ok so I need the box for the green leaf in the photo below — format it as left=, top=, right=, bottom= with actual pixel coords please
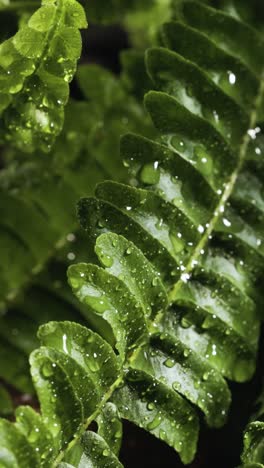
left=15, top=406, right=54, bottom=467
left=96, top=403, right=122, bottom=456
left=113, top=369, right=199, bottom=464
left=0, top=322, right=123, bottom=466
left=242, top=422, right=264, bottom=467
left=131, top=333, right=230, bottom=427
left=94, top=232, right=168, bottom=320
left=38, top=321, right=120, bottom=394
left=58, top=431, right=124, bottom=468
left=0, top=0, right=87, bottom=152
left=0, top=419, right=39, bottom=467
left=68, top=261, right=148, bottom=358
left=77, top=431, right=123, bottom=468
left=173, top=1, right=264, bottom=71
left=162, top=21, right=260, bottom=114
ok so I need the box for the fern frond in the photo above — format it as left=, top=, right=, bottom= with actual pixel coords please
left=0, top=1, right=263, bottom=466
left=72, top=0, right=264, bottom=460
left=0, top=0, right=87, bottom=152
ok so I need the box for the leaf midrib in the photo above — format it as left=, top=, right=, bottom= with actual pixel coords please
left=168, top=71, right=264, bottom=303
left=31, top=0, right=64, bottom=74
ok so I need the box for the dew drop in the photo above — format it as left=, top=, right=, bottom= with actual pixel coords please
left=140, top=162, right=160, bottom=185
left=147, top=413, right=162, bottom=430
left=152, top=277, right=159, bottom=287
left=228, top=71, right=236, bottom=85
left=164, top=358, right=175, bottom=368
left=147, top=402, right=155, bottom=411
left=41, top=361, right=54, bottom=378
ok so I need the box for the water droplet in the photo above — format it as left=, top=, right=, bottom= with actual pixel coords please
left=101, top=254, right=114, bottom=267
left=147, top=402, right=155, bottom=411
left=62, top=334, right=68, bottom=354
left=164, top=358, right=175, bottom=368
left=159, top=429, right=166, bottom=441
left=41, top=361, right=54, bottom=378
left=181, top=272, right=191, bottom=283
left=67, top=233, right=76, bottom=242
left=140, top=162, right=160, bottom=185
left=115, top=428, right=122, bottom=439
left=247, top=127, right=261, bottom=140
left=147, top=413, right=162, bottom=430
left=227, top=71, right=236, bottom=85
left=212, top=344, right=217, bottom=356
left=181, top=317, right=192, bottom=329
left=9, top=83, right=23, bottom=94
left=28, top=428, right=39, bottom=443
left=222, top=218, right=231, bottom=227
left=169, top=231, right=185, bottom=254
left=152, top=277, right=159, bottom=287
left=194, top=146, right=213, bottom=176
left=67, top=252, right=75, bottom=261
left=170, top=136, right=186, bottom=153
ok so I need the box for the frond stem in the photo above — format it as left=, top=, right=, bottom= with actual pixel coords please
left=168, top=71, right=264, bottom=303
left=52, top=375, right=124, bottom=467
